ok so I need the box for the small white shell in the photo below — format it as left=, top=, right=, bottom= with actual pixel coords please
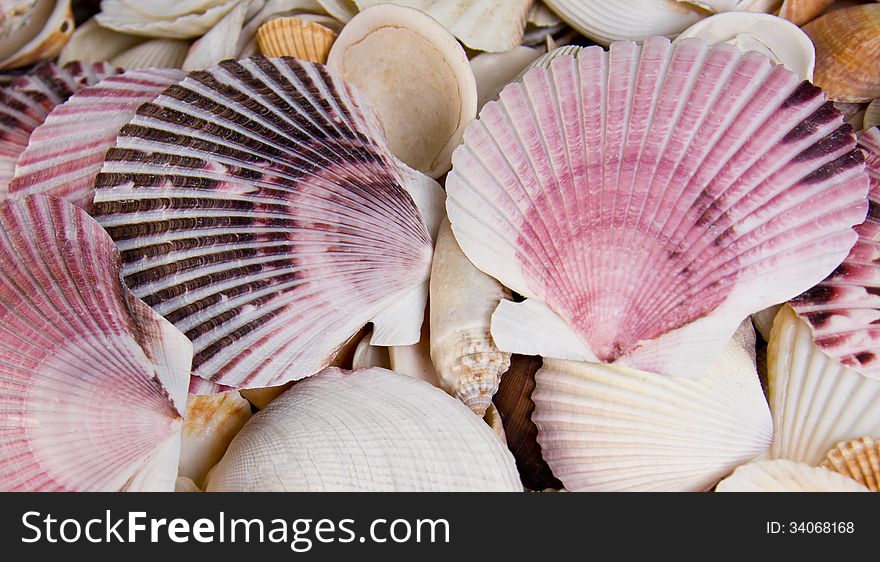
left=716, top=459, right=870, bottom=492
left=95, top=0, right=241, bottom=39
left=205, top=367, right=522, bottom=491
left=674, top=12, right=815, bottom=80
left=767, top=305, right=880, bottom=465
left=178, top=392, right=252, bottom=488
left=0, top=0, right=73, bottom=70
left=57, top=17, right=143, bottom=65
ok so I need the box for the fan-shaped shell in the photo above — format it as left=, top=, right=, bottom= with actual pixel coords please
left=0, top=196, right=192, bottom=491
left=767, top=305, right=880, bottom=465
left=789, top=127, right=880, bottom=378
left=0, top=0, right=73, bottom=70
left=204, top=367, right=522, bottom=491
left=0, top=61, right=121, bottom=190
left=111, top=39, right=190, bottom=69
left=716, top=459, right=870, bottom=491
left=5, top=68, right=183, bottom=210
left=802, top=3, right=880, bottom=103
left=532, top=321, right=772, bottom=491
left=91, top=56, right=443, bottom=390
left=446, top=37, right=869, bottom=379
left=256, top=16, right=337, bottom=63
left=820, top=437, right=880, bottom=492
left=354, top=0, right=533, bottom=53
left=327, top=3, right=477, bottom=179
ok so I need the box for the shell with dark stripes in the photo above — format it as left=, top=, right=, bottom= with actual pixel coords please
left=0, top=61, right=122, bottom=190
left=790, top=127, right=880, bottom=379
left=92, top=56, right=435, bottom=389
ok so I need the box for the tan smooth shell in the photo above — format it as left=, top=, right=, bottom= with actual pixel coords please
left=820, top=437, right=880, bottom=492
left=778, top=0, right=834, bottom=26
left=327, top=3, right=477, bottom=179
left=256, top=17, right=337, bottom=63
left=803, top=4, right=880, bottom=102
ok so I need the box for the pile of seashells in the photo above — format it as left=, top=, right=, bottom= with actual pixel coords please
left=0, top=0, right=878, bottom=493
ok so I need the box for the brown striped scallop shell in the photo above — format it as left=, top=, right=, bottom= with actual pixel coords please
left=91, top=56, right=443, bottom=390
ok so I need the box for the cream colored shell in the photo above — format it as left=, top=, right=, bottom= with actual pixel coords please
left=716, top=459, right=870, bottom=492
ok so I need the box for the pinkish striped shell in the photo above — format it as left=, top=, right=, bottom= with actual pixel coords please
left=446, top=37, right=870, bottom=379
left=789, top=127, right=880, bottom=379
left=0, top=195, right=192, bottom=491
left=5, top=68, right=183, bottom=211
left=92, top=56, right=444, bottom=390
left=0, top=61, right=121, bottom=190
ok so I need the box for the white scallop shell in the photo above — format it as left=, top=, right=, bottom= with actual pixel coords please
left=111, top=38, right=190, bottom=69
left=716, top=459, right=870, bottom=491
left=532, top=321, right=772, bottom=491
left=95, top=0, right=241, bottom=39
left=767, top=305, right=880, bottom=465
left=205, top=367, right=523, bottom=491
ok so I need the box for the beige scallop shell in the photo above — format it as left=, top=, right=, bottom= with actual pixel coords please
left=256, top=16, right=337, bottom=63
left=716, top=459, right=870, bottom=492
left=820, top=437, right=880, bottom=492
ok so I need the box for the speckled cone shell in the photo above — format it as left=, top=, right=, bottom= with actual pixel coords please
left=532, top=321, right=772, bottom=491
left=716, top=459, right=870, bottom=491
left=0, top=196, right=192, bottom=491
left=447, top=37, right=869, bottom=379
left=820, top=437, right=880, bottom=492
left=802, top=4, right=880, bottom=103
left=430, top=219, right=511, bottom=416
left=256, top=17, right=337, bottom=63
left=790, top=127, right=880, bottom=379
left=92, top=56, right=444, bottom=390
left=205, top=367, right=523, bottom=491
left=0, top=61, right=121, bottom=191
left=767, top=305, right=880, bottom=465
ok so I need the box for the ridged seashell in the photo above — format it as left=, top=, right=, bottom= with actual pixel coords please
left=789, top=128, right=880, bottom=378
left=111, top=39, right=190, bottom=69
left=716, top=459, right=870, bottom=491
left=483, top=402, right=506, bottom=444
left=430, top=219, right=511, bottom=416
left=0, top=196, right=192, bottom=491
left=256, top=17, right=337, bottom=63
left=57, top=17, right=143, bottom=65
left=532, top=321, right=772, bottom=492
left=470, top=46, right=543, bottom=111
left=522, top=44, right=581, bottom=74
left=354, top=0, right=533, bottom=53
left=767, top=305, right=880, bottom=465
left=0, top=0, right=73, bottom=70
left=0, top=61, right=121, bottom=190
left=5, top=69, right=182, bottom=210
left=675, top=13, right=815, bottom=80
left=863, top=99, right=880, bottom=132
left=178, top=392, right=252, bottom=488
left=91, top=56, right=444, bottom=389
left=803, top=4, right=880, bottom=103
left=327, top=3, right=477, bottom=179
left=205, top=367, right=522, bottom=491
left=778, top=0, right=834, bottom=26
left=820, top=437, right=880, bottom=492
left=446, top=37, right=870, bottom=379
left=494, top=354, right=563, bottom=491
left=542, top=0, right=705, bottom=46
left=95, top=0, right=241, bottom=39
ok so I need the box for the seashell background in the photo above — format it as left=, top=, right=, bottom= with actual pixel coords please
left=1, top=0, right=879, bottom=493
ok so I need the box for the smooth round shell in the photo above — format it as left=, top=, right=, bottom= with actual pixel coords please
left=327, top=3, right=477, bottom=179
left=205, top=367, right=522, bottom=491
